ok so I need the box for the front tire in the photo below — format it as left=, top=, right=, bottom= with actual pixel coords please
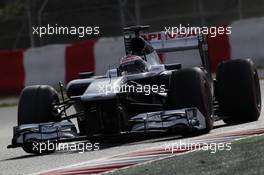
left=18, top=85, right=60, bottom=154
left=168, top=68, right=213, bottom=133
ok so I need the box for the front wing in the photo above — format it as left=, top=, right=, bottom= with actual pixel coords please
left=8, top=108, right=206, bottom=149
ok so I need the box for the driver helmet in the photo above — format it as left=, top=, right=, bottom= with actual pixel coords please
left=119, top=55, right=149, bottom=75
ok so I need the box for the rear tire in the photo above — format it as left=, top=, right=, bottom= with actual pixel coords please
left=216, top=59, right=261, bottom=124
left=168, top=68, right=213, bottom=134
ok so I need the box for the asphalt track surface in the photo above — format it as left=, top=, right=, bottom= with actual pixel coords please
left=1, top=81, right=264, bottom=175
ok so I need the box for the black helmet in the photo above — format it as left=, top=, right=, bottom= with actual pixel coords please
left=119, top=55, right=149, bottom=75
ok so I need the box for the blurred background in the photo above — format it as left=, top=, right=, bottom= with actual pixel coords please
left=0, top=0, right=263, bottom=97
left=0, top=0, right=264, bottom=50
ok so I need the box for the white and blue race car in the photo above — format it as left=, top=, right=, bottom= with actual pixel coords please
left=8, top=26, right=261, bottom=154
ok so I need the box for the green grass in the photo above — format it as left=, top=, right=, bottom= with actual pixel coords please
left=108, top=135, right=264, bottom=175
left=0, top=102, right=17, bottom=108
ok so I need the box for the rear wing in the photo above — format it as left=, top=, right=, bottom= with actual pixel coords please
left=123, top=26, right=211, bottom=74
left=123, top=26, right=203, bottom=53
left=141, top=32, right=199, bottom=53
left=142, top=31, right=211, bottom=73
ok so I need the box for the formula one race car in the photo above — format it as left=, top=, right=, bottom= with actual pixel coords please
left=8, top=25, right=261, bottom=154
